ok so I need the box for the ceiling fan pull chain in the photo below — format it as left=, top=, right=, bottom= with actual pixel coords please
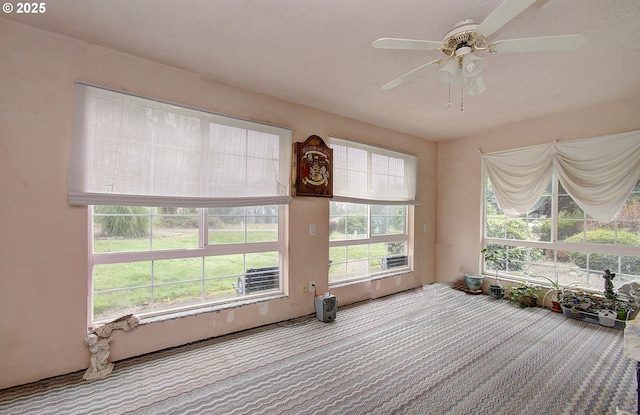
left=460, top=70, right=465, bottom=111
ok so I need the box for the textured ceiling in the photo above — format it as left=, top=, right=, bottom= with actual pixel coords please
left=4, top=0, right=640, bottom=141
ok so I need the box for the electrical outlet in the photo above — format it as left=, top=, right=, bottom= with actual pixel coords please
left=309, top=281, right=316, bottom=292
left=301, top=282, right=307, bottom=293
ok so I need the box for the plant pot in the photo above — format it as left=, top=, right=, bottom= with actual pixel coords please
left=489, top=285, right=505, bottom=299
left=551, top=300, right=563, bottom=313
left=464, top=274, right=484, bottom=291
left=520, top=294, right=538, bottom=307
left=617, top=310, right=628, bottom=321
left=570, top=306, right=586, bottom=319
left=598, top=309, right=616, bottom=327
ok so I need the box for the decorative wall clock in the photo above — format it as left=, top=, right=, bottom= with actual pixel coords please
left=293, top=135, right=333, bottom=197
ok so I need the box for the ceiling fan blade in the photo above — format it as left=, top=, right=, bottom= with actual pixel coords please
left=373, top=38, right=443, bottom=51
left=476, top=0, right=537, bottom=38
left=381, top=59, right=441, bottom=90
left=489, top=34, right=588, bottom=53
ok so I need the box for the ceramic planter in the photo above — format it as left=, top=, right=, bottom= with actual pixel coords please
left=464, top=274, right=484, bottom=291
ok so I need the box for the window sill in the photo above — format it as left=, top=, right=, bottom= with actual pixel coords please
left=107, top=293, right=288, bottom=326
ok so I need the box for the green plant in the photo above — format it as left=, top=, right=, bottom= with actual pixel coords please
left=507, top=281, right=542, bottom=307
left=539, top=276, right=562, bottom=302
left=559, top=287, right=638, bottom=319
left=95, top=206, right=150, bottom=238
left=481, top=245, right=502, bottom=286
left=565, top=229, right=640, bottom=273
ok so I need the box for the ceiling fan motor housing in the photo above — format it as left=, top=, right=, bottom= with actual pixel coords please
left=441, top=19, right=484, bottom=56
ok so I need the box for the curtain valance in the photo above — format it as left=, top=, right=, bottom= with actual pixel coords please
left=481, top=130, right=640, bottom=221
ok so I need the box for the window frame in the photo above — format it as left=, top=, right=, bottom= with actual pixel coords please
left=90, top=205, right=286, bottom=323
left=482, top=171, right=640, bottom=289
left=328, top=201, right=411, bottom=285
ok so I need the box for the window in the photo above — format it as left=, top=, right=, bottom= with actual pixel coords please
left=329, top=202, right=408, bottom=283
left=328, top=137, right=417, bottom=284
left=70, top=84, right=291, bottom=322
left=482, top=132, right=640, bottom=291
left=92, top=206, right=283, bottom=322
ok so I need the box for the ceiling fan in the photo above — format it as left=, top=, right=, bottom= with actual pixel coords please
left=373, top=0, right=588, bottom=101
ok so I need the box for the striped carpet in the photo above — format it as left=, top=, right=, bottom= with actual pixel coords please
left=1, top=283, right=637, bottom=414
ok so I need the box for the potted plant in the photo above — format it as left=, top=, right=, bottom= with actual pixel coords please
left=540, top=276, right=563, bottom=313
left=559, top=285, right=639, bottom=327
left=481, top=245, right=504, bottom=299
left=507, top=281, right=541, bottom=307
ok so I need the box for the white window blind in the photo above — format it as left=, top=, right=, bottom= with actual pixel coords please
left=481, top=130, right=640, bottom=221
left=329, top=137, right=418, bottom=205
left=69, top=84, right=292, bottom=207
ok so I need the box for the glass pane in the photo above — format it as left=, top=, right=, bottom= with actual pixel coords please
left=387, top=241, right=406, bottom=256
left=587, top=253, right=618, bottom=273
left=621, top=256, right=640, bottom=276
left=94, top=262, right=152, bottom=291
left=247, top=217, right=278, bottom=243
left=93, top=206, right=152, bottom=253
left=330, top=202, right=368, bottom=240
left=245, top=251, right=279, bottom=269
left=369, top=242, right=387, bottom=263
left=532, top=218, right=551, bottom=242
left=151, top=207, right=199, bottom=250
left=371, top=216, right=389, bottom=236
left=93, top=261, right=153, bottom=321
left=208, top=207, right=245, bottom=244
left=347, top=244, right=369, bottom=261
left=204, top=276, right=240, bottom=302
left=328, top=261, right=347, bottom=283
left=346, top=259, right=369, bottom=280
left=94, top=287, right=152, bottom=322
left=505, top=218, right=528, bottom=240
left=154, top=258, right=203, bottom=285
left=207, top=206, right=278, bottom=244
left=486, top=215, right=507, bottom=238
left=528, top=250, right=556, bottom=281
left=617, top=223, right=640, bottom=246
left=204, top=254, right=244, bottom=278
left=559, top=219, right=584, bottom=242
left=154, top=281, right=203, bottom=307
left=329, top=246, right=347, bottom=263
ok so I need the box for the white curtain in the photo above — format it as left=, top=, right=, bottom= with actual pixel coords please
left=329, top=137, right=419, bottom=205
left=482, top=130, right=640, bottom=221
left=69, top=84, right=292, bottom=207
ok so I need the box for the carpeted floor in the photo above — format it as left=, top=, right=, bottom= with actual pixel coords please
left=1, top=283, right=637, bottom=414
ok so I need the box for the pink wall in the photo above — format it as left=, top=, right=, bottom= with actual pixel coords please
left=0, top=20, right=437, bottom=389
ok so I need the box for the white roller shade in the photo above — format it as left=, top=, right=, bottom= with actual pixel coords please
left=69, top=84, right=292, bottom=207
left=329, top=137, right=419, bottom=205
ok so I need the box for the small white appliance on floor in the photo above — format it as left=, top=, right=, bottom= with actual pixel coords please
left=315, top=293, right=337, bottom=322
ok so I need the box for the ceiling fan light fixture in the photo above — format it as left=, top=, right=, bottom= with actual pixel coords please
left=439, top=59, right=460, bottom=84
left=466, top=73, right=486, bottom=95
left=461, top=54, right=484, bottom=78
